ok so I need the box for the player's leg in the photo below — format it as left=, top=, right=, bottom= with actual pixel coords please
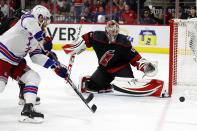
left=18, top=69, right=44, bottom=123
left=0, top=59, right=12, bottom=93
left=79, top=67, right=114, bottom=93
left=115, top=65, right=134, bottom=78
left=18, top=80, right=41, bottom=105
left=12, top=59, right=40, bottom=105
left=11, top=62, right=44, bottom=123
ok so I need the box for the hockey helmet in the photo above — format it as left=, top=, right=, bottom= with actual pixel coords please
left=105, top=20, right=119, bottom=43
left=31, top=5, right=51, bottom=26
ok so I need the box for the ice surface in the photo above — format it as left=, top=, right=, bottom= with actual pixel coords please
left=0, top=51, right=197, bottom=131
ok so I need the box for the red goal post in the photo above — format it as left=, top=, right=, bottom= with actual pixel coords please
left=169, top=18, right=197, bottom=97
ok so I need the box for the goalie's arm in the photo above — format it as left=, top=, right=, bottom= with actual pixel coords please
left=122, top=46, right=158, bottom=77
left=63, top=32, right=93, bottom=56
left=63, top=32, right=93, bottom=55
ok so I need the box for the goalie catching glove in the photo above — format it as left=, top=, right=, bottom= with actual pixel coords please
left=134, top=58, right=158, bottom=77
left=63, top=36, right=86, bottom=56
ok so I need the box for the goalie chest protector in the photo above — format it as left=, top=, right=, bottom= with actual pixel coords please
left=83, top=31, right=141, bottom=73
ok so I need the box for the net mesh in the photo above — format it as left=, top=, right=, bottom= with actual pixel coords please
left=173, top=19, right=197, bottom=86
left=170, top=18, right=197, bottom=98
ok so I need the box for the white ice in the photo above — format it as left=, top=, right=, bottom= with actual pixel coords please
left=0, top=51, right=197, bottom=131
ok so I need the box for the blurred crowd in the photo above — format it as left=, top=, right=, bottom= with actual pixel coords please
left=0, top=0, right=197, bottom=25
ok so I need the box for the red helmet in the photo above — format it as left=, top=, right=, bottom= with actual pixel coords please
left=105, top=20, right=119, bottom=43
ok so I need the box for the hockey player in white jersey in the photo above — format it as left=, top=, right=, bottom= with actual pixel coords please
left=0, top=5, right=68, bottom=123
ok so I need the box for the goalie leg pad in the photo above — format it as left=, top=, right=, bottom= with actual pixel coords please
left=112, top=77, right=166, bottom=97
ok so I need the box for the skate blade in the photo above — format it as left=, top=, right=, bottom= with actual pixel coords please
left=19, top=116, right=44, bottom=123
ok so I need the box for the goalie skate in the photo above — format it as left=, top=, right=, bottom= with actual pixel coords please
left=79, top=76, right=113, bottom=93
left=19, top=103, right=44, bottom=123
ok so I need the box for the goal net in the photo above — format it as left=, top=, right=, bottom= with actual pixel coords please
left=169, top=18, right=197, bottom=98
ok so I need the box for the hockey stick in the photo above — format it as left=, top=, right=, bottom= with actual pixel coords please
left=49, top=51, right=97, bottom=113
left=65, top=77, right=97, bottom=113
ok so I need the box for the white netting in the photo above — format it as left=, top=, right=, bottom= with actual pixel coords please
left=170, top=18, right=197, bottom=99
left=173, top=18, right=197, bottom=86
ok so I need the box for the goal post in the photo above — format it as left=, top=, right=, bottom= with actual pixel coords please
left=169, top=18, right=197, bottom=98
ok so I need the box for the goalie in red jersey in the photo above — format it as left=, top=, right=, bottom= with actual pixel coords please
left=63, top=20, right=167, bottom=97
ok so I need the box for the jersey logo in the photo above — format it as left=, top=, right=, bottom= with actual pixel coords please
left=131, top=47, right=136, bottom=53
left=100, top=50, right=115, bottom=66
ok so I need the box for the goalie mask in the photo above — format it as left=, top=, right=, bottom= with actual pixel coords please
left=105, top=20, right=119, bottom=43
left=31, top=5, right=51, bottom=27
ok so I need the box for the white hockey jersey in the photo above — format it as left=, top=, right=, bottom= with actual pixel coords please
left=0, top=13, right=53, bottom=68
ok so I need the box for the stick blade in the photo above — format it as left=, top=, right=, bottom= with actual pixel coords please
left=91, top=104, right=97, bottom=113
left=86, top=93, right=94, bottom=103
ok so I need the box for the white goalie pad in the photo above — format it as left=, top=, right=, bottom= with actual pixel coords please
left=111, top=77, right=167, bottom=97
left=62, top=37, right=86, bottom=56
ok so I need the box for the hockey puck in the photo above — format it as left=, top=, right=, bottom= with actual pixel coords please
left=179, top=96, right=185, bottom=102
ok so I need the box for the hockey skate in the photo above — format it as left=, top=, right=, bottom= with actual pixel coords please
left=79, top=76, right=113, bottom=93
left=19, top=103, right=44, bottom=123
left=18, top=81, right=40, bottom=105
left=18, top=96, right=41, bottom=105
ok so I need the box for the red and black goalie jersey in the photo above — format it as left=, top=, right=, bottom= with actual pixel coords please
left=82, top=31, right=142, bottom=74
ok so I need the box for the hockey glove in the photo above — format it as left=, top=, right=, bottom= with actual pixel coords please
left=43, top=36, right=53, bottom=51
left=134, top=58, right=158, bottom=77
left=62, top=37, right=86, bottom=56
left=51, top=63, right=68, bottom=78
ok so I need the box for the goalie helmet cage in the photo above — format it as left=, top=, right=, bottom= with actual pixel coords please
left=169, top=18, right=197, bottom=97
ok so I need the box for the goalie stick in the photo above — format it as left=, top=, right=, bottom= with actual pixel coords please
left=67, top=24, right=82, bottom=76
left=49, top=51, right=97, bottom=113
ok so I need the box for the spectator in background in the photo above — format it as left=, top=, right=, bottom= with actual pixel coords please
left=73, top=0, right=84, bottom=18
left=148, top=7, right=164, bottom=25
left=188, top=6, right=197, bottom=19
left=120, top=4, right=137, bottom=24
left=89, top=0, right=100, bottom=14
left=98, top=0, right=107, bottom=9
left=80, top=6, right=94, bottom=23
left=112, top=7, right=121, bottom=22
left=139, top=9, right=154, bottom=24
left=105, top=0, right=120, bottom=15
left=154, top=13, right=164, bottom=25
left=94, top=6, right=107, bottom=23
left=84, top=0, right=92, bottom=7
left=65, top=6, right=77, bottom=23
left=50, top=1, right=61, bottom=14
left=60, top=2, right=71, bottom=15
left=41, top=0, right=50, bottom=9
left=119, top=0, right=125, bottom=14
left=0, top=0, right=9, bottom=18
left=9, top=0, right=21, bottom=11
left=57, top=0, right=65, bottom=8
left=178, top=5, right=188, bottom=19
